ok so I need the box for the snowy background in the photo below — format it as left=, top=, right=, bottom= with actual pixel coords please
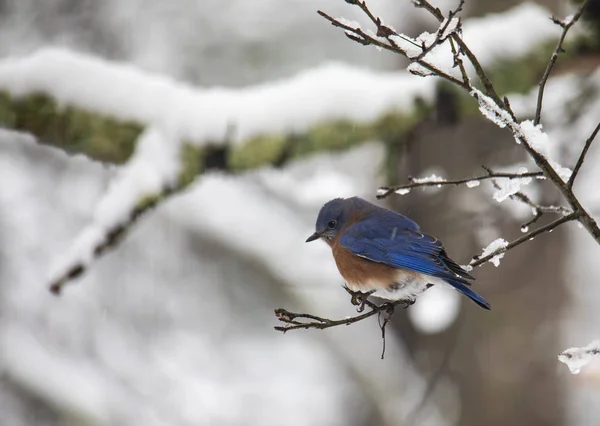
left=1, top=0, right=600, bottom=425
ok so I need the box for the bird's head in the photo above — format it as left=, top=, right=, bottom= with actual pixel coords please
left=306, top=197, right=355, bottom=243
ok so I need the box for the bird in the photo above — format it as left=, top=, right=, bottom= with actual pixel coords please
left=306, top=197, right=491, bottom=310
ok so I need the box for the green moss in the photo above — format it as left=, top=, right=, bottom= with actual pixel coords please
left=229, top=133, right=288, bottom=171
left=179, top=143, right=205, bottom=187
left=0, top=90, right=143, bottom=164
left=227, top=107, right=425, bottom=172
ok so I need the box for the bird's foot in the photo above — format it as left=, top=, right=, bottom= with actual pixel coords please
left=343, top=286, right=376, bottom=312
left=400, top=298, right=415, bottom=309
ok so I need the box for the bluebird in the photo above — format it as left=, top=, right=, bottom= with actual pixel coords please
left=306, top=197, right=490, bottom=310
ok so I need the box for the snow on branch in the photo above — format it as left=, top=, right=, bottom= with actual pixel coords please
left=559, top=340, right=600, bottom=374
left=377, top=169, right=543, bottom=198
left=48, top=126, right=182, bottom=294
left=476, top=238, right=508, bottom=267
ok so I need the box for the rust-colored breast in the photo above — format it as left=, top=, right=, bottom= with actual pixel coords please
left=331, top=239, right=398, bottom=289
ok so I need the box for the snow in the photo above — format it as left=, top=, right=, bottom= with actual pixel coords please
left=394, top=3, right=559, bottom=79
left=492, top=167, right=533, bottom=202
left=478, top=238, right=509, bottom=267
left=334, top=17, right=361, bottom=29
left=471, top=88, right=513, bottom=129
left=411, top=173, right=446, bottom=184
left=558, top=341, right=600, bottom=374
left=519, top=120, right=573, bottom=182
left=466, top=180, right=480, bottom=188
left=407, top=62, right=434, bottom=77
left=396, top=188, right=411, bottom=195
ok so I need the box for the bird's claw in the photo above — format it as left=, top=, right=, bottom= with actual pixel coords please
left=349, top=289, right=376, bottom=312
left=401, top=298, right=415, bottom=309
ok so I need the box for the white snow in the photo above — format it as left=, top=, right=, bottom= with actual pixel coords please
left=558, top=340, right=600, bottom=374
left=519, top=120, right=573, bottom=182
left=478, top=238, right=509, bottom=267
left=492, top=167, right=533, bottom=202
left=334, top=17, right=361, bottom=29
left=407, top=62, right=434, bottom=77
left=466, top=180, right=480, bottom=188
left=411, top=174, right=446, bottom=184
left=471, top=88, right=513, bottom=129
left=394, top=3, right=559, bottom=79
left=396, top=188, right=411, bottom=195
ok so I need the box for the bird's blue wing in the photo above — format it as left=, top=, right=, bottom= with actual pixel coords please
left=339, top=213, right=473, bottom=283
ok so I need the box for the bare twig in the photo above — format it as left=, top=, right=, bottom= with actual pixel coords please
left=470, top=212, right=580, bottom=267
left=377, top=170, right=543, bottom=199
left=568, top=121, right=600, bottom=189
left=449, top=36, right=469, bottom=85
left=275, top=286, right=412, bottom=332
left=535, top=0, right=590, bottom=126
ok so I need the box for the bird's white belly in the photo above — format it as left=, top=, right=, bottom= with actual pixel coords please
left=347, top=270, right=446, bottom=302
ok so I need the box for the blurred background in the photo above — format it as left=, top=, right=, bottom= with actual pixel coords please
left=1, top=0, right=600, bottom=425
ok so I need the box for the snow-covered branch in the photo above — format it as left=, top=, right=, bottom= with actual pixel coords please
left=376, top=170, right=543, bottom=198
left=559, top=340, right=600, bottom=374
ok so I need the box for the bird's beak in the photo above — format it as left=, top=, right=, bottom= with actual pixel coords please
left=305, top=232, right=320, bottom=243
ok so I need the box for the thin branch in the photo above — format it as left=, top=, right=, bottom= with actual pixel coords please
left=535, top=0, right=590, bottom=126
left=470, top=212, right=580, bottom=267
left=568, top=121, right=600, bottom=189
left=482, top=165, right=571, bottom=230
left=414, top=0, right=505, bottom=109
left=274, top=286, right=412, bottom=332
left=449, top=36, right=469, bottom=85
left=316, top=10, right=469, bottom=90
left=413, top=0, right=465, bottom=62
left=376, top=171, right=543, bottom=199
left=49, top=183, right=179, bottom=294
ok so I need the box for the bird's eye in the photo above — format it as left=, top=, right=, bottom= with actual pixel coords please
left=327, top=220, right=337, bottom=229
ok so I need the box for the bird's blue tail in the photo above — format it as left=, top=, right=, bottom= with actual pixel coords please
left=447, top=279, right=491, bottom=310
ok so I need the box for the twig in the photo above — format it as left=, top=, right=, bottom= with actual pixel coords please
left=413, top=1, right=465, bottom=62
left=449, top=36, right=469, bottom=85
left=49, top=183, right=179, bottom=294
left=316, top=10, right=469, bottom=90
left=481, top=166, right=571, bottom=230
left=414, top=0, right=505, bottom=109
left=376, top=171, right=543, bottom=199
left=470, top=212, right=580, bottom=267
left=535, top=0, right=590, bottom=126
left=568, top=121, right=600, bottom=189
left=274, top=286, right=412, bottom=332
